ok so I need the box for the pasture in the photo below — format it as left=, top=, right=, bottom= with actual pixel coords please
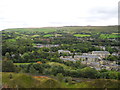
left=5, top=27, right=56, bottom=33
left=43, top=34, right=54, bottom=37
left=73, top=34, right=91, bottom=37
left=14, top=63, right=36, bottom=65
left=100, top=34, right=120, bottom=39
left=4, top=26, right=118, bottom=34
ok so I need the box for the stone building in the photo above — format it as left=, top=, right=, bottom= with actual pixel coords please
left=92, top=51, right=110, bottom=58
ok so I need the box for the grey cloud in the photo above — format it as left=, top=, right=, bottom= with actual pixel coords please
left=77, top=6, right=117, bottom=22
left=90, top=7, right=117, bottom=18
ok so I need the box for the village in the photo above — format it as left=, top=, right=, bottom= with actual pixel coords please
left=33, top=43, right=120, bottom=71
left=58, top=50, right=120, bottom=71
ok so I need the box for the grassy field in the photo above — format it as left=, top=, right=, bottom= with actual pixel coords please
left=14, top=63, right=36, bottom=65
left=74, top=34, right=91, bottom=37
left=4, top=26, right=118, bottom=33
left=60, top=26, right=118, bottom=33
left=31, top=35, right=40, bottom=37
left=5, top=27, right=56, bottom=33
left=43, top=34, right=54, bottom=37
left=55, top=34, right=62, bottom=37
left=2, top=72, right=120, bottom=88
left=61, top=79, right=120, bottom=88
left=47, top=62, right=74, bottom=70
left=100, top=34, right=120, bottom=39
left=112, top=33, right=120, bottom=34
left=2, top=72, right=61, bottom=88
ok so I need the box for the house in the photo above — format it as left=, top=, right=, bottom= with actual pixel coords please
left=92, top=51, right=110, bottom=58
left=34, top=44, right=59, bottom=48
left=112, top=52, right=119, bottom=56
left=75, top=55, right=101, bottom=62
left=60, top=56, right=76, bottom=62
left=58, top=50, right=71, bottom=54
left=99, top=60, right=107, bottom=65
left=82, top=53, right=91, bottom=55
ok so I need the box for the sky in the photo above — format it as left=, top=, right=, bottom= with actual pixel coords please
left=0, top=0, right=119, bottom=30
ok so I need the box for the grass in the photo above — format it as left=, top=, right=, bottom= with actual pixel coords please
left=2, top=72, right=120, bottom=88
left=5, top=27, right=56, bottom=33
left=7, top=39, right=16, bottom=42
left=74, top=34, right=91, bottom=37
left=2, top=72, right=61, bottom=88
left=55, top=34, right=62, bottom=37
left=60, top=26, right=118, bottom=33
left=2, top=72, right=40, bottom=88
left=43, top=34, right=54, bottom=37
left=47, top=62, right=74, bottom=70
left=112, top=33, right=120, bottom=34
left=100, top=34, right=120, bottom=39
left=4, top=26, right=118, bottom=34
left=14, top=63, right=36, bottom=65
left=61, top=79, right=120, bottom=88
left=31, top=35, right=40, bottom=37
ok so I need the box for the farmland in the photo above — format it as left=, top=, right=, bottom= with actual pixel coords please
left=4, top=26, right=118, bottom=33
left=100, top=34, right=120, bottom=39
left=74, top=34, right=91, bottom=37
left=43, top=34, right=54, bottom=37
left=14, top=63, right=36, bottom=65
left=5, top=27, right=56, bottom=33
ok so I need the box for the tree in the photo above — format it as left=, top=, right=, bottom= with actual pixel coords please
left=33, top=64, right=44, bottom=74
left=51, top=65, right=64, bottom=75
left=42, top=47, right=50, bottom=52
left=2, top=60, right=15, bottom=72
left=80, top=67, right=98, bottom=78
left=106, top=55, right=119, bottom=61
left=56, top=73, right=64, bottom=82
left=72, top=51, right=75, bottom=58
left=65, top=77, right=72, bottom=84
left=29, top=65, right=38, bottom=75
left=5, top=52, right=11, bottom=60
left=21, top=53, right=30, bottom=62
left=106, top=46, right=114, bottom=54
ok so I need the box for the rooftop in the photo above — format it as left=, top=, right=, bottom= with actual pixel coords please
left=92, top=51, right=110, bottom=54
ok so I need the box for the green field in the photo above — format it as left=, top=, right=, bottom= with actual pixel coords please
left=47, top=62, right=73, bottom=70
left=74, top=34, right=91, bottom=37
left=112, top=33, right=120, bottom=34
left=60, top=26, right=118, bottom=33
left=5, top=27, right=56, bottom=33
left=31, top=35, right=40, bottom=37
left=4, top=26, right=118, bottom=33
left=100, top=34, right=120, bottom=39
left=43, top=34, right=54, bottom=37
left=55, top=34, right=62, bottom=37
left=14, top=63, right=36, bottom=65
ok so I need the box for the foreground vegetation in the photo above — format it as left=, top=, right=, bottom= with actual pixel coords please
left=2, top=72, right=120, bottom=88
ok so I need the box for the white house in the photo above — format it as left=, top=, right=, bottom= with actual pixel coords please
left=58, top=50, right=71, bottom=54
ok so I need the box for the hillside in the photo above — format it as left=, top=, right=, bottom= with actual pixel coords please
left=3, top=26, right=118, bottom=33
left=2, top=72, right=120, bottom=88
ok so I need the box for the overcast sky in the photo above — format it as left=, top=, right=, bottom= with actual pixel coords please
left=0, top=0, right=119, bottom=30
